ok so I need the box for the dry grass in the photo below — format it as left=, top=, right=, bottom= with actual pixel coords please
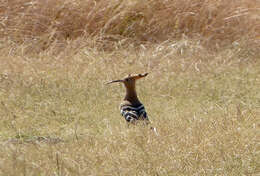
left=0, top=0, right=259, bottom=175
left=1, top=0, right=259, bottom=52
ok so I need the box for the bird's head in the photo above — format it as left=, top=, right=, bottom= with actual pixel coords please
left=106, top=73, right=149, bottom=89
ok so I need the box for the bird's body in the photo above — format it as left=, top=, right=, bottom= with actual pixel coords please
left=120, top=103, right=148, bottom=124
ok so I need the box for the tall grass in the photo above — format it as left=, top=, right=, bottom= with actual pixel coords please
left=0, top=0, right=259, bottom=175
left=1, top=0, right=259, bottom=52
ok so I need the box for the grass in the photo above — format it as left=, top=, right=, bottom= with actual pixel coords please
left=0, top=0, right=259, bottom=175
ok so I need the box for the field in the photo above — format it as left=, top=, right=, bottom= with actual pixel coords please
left=0, top=0, right=259, bottom=175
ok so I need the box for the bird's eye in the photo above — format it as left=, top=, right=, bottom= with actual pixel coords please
left=125, top=78, right=129, bottom=82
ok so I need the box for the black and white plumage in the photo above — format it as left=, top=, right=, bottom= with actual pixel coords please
left=120, top=104, right=149, bottom=124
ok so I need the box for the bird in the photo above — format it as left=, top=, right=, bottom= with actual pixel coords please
left=106, top=73, right=157, bottom=128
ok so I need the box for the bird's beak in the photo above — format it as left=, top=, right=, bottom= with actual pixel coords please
left=106, top=79, right=124, bottom=84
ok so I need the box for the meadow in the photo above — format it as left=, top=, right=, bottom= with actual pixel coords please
left=0, top=0, right=259, bottom=175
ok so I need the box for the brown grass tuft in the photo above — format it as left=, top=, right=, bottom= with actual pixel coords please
left=1, top=0, right=259, bottom=53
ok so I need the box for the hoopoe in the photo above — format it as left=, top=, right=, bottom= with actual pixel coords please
left=106, top=73, right=151, bottom=125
